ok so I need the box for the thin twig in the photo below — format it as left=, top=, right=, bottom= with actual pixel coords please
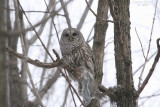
left=138, top=0, right=158, bottom=89
left=4, top=7, right=65, bottom=16
left=60, top=0, right=72, bottom=28
left=61, top=70, right=85, bottom=106
left=43, top=0, right=60, bottom=42
left=27, top=68, right=45, bottom=107
left=133, top=51, right=157, bottom=75
left=105, top=40, right=113, bottom=48
left=64, top=70, right=77, bottom=107
left=52, top=49, right=60, bottom=61
left=28, top=0, right=54, bottom=46
left=140, top=93, right=160, bottom=99
left=138, top=38, right=160, bottom=95
left=39, top=23, right=53, bottom=89
left=86, top=25, right=94, bottom=43
left=61, top=86, right=70, bottom=107
left=135, top=27, right=145, bottom=59
left=4, top=7, right=52, bottom=13
left=77, top=0, right=93, bottom=30
left=5, top=0, right=71, bottom=38
left=146, top=0, right=158, bottom=60
left=17, top=0, right=55, bottom=61
left=38, top=70, right=60, bottom=99
left=139, top=89, right=160, bottom=106
left=5, top=7, right=65, bottom=16
left=85, top=0, right=114, bottom=23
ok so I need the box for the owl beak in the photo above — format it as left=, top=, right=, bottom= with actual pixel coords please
left=69, top=36, right=73, bottom=41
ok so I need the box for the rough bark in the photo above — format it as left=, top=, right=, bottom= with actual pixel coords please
left=113, top=0, right=137, bottom=106
left=8, top=24, right=23, bottom=107
left=8, top=1, right=24, bottom=106
left=0, top=0, right=9, bottom=106
left=87, top=0, right=109, bottom=107
left=0, top=34, right=8, bottom=107
left=93, top=0, right=108, bottom=85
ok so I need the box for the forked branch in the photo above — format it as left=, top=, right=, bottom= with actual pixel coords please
left=138, top=38, right=160, bottom=95
left=6, top=47, right=81, bottom=78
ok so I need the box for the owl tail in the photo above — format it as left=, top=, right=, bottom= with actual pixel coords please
left=78, top=66, right=100, bottom=106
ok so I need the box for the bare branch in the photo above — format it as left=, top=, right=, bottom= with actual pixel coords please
left=6, top=47, right=81, bottom=77
left=7, top=46, right=85, bottom=105
left=39, top=22, right=53, bottom=89
left=27, top=64, right=45, bottom=107
left=28, top=0, right=55, bottom=46
left=146, top=0, right=158, bottom=59
left=140, top=93, right=160, bottom=99
left=17, top=0, right=55, bottom=61
left=135, top=28, right=145, bottom=59
left=85, top=0, right=114, bottom=23
left=86, top=25, right=94, bottom=43
left=139, top=89, right=160, bottom=106
left=105, top=40, right=113, bottom=48
left=52, top=48, right=60, bottom=61
left=60, top=0, right=72, bottom=28
left=61, top=70, right=85, bottom=106
left=6, top=47, right=60, bottom=68
left=43, top=0, right=60, bottom=42
left=138, top=38, right=160, bottom=95
left=77, top=0, right=93, bottom=30
left=38, top=70, right=60, bottom=99
left=4, top=7, right=53, bottom=13
left=133, top=51, right=157, bottom=75
left=138, top=0, right=158, bottom=89
left=61, top=86, right=70, bottom=107
left=3, top=0, right=72, bottom=38
left=64, top=70, right=77, bottom=107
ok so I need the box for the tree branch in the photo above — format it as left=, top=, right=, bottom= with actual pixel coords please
left=60, top=0, right=72, bottom=28
left=138, top=38, right=160, bottom=95
left=18, top=0, right=55, bottom=61
left=77, top=0, right=93, bottom=30
left=135, top=27, right=145, bottom=59
left=85, top=0, right=114, bottom=23
left=3, top=0, right=72, bottom=37
left=138, top=0, right=159, bottom=88
left=43, top=0, right=60, bottom=42
left=6, top=47, right=79, bottom=75
left=6, top=46, right=85, bottom=105
left=6, top=47, right=60, bottom=68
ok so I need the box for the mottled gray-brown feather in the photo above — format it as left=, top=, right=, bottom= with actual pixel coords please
left=60, top=28, right=99, bottom=105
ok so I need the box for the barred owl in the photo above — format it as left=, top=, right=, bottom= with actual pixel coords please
left=60, top=28, right=100, bottom=105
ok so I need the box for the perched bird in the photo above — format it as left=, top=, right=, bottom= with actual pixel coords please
left=60, top=28, right=100, bottom=105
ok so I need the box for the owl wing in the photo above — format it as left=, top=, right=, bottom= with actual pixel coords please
left=82, top=43, right=95, bottom=75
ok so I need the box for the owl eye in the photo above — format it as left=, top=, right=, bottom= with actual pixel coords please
left=73, top=33, right=77, bottom=36
left=65, top=33, right=69, bottom=37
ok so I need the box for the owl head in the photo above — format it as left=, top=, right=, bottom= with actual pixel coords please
left=60, top=28, right=85, bottom=43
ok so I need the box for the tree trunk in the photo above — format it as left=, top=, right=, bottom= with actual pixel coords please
left=113, top=0, right=137, bottom=106
left=0, top=0, right=9, bottom=106
left=87, top=0, right=109, bottom=107
left=7, top=1, right=24, bottom=107
left=93, top=0, right=108, bottom=86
